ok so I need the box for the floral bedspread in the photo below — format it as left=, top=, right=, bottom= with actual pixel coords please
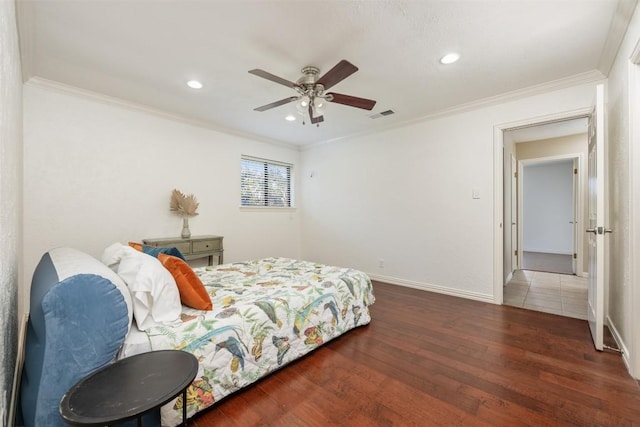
left=144, top=257, right=375, bottom=426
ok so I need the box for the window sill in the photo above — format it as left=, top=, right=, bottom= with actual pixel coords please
left=239, top=206, right=297, bottom=212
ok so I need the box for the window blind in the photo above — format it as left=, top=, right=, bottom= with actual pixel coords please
left=241, top=156, right=292, bottom=207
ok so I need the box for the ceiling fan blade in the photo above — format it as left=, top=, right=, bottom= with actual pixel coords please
left=326, top=92, right=377, bottom=110
left=254, top=96, right=299, bottom=112
left=316, top=60, right=358, bottom=90
left=248, top=69, right=297, bottom=88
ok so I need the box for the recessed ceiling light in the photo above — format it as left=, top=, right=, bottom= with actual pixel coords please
left=285, top=115, right=296, bottom=121
left=440, top=53, right=460, bottom=65
left=187, top=80, right=203, bottom=89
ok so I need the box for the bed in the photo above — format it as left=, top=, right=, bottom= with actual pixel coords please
left=20, top=247, right=374, bottom=426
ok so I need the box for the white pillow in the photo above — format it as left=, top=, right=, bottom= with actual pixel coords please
left=102, top=242, right=127, bottom=271
left=112, top=245, right=182, bottom=331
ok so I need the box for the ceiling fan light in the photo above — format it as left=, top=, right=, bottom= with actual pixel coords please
left=312, top=97, right=325, bottom=117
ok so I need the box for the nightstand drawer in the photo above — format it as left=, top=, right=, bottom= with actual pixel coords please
left=171, top=242, right=192, bottom=254
left=193, top=240, right=221, bottom=253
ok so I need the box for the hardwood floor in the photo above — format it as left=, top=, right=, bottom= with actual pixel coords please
left=190, top=281, right=640, bottom=426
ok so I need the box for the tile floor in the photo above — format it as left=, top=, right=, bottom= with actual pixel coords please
left=504, top=270, right=588, bottom=320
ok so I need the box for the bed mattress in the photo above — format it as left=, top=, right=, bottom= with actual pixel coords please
left=138, top=257, right=375, bottom=425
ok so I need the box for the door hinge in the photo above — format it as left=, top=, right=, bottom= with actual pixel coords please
left=573, top=253, right=577, bottom=259
left=515, top=250, right=518, bottom=256
left=574, top=168, right=578, bottom=174
left=514, top=171, right=518, bottom=178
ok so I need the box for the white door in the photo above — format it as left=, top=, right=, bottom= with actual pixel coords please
left=511, top=154, right=518, bottom=271
left=587, top=84, right=605, bottom=351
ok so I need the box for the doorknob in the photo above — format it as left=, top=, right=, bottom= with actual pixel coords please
left=586, top=227, right=614, bottom=234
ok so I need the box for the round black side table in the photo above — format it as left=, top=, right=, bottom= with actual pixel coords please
left=59, top=350, right=198, bottom=426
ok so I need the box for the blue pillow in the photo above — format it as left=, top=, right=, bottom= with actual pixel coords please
left=142, top=245, right=186, bottom=261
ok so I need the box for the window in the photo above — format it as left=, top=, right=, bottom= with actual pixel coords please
left=241, top=156, right=292, bottom=207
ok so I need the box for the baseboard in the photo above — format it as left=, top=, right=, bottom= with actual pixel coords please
left=606, top=315, right=633, bottom=377
left=367, top=273, right=495, bottom=304
left=505, top=271, right=514, bottom=284
left=9, top=313, right=28, bottom=427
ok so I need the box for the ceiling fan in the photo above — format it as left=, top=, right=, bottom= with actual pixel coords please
left=248, top=60, right=376, bottom=126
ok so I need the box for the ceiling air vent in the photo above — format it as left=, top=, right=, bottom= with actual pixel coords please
left=368, top=109, right=395, bottom=119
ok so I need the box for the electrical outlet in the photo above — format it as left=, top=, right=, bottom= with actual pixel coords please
left=378, top=259, right=385, bottom=268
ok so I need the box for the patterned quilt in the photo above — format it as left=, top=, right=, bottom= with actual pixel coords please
left=144, top=257, right=375, bottom=426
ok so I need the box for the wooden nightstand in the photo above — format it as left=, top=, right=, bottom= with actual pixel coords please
left=143, top=235, right=224, bottom=266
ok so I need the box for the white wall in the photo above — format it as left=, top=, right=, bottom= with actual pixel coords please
left=0, top=0, right=23, bottom=421
left=605, top=0, right=640, bottom=376
left=300, top=82, right=601, bottom=302
left=23, top=83, right=302, bottom=308
left=522, top=161, right=573, bottom=254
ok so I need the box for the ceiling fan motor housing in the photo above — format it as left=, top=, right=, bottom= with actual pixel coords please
left=298, top=66, right=320, bottom=85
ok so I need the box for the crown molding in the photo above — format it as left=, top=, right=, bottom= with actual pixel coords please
left=301, top=69, right=606, bottom=151
left=598, top=0, right=638, bottom=76
left=24, top=77, right=301, bottom=151
left=25, top=68, right=604, bottom=154
left=15, top=0, right=34, bottom=82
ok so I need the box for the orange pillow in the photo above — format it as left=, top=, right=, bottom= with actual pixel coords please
left=157, top=253, right=212, bottom=311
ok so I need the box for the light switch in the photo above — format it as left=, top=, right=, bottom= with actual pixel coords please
left=472, top=188, right=480, bottom=199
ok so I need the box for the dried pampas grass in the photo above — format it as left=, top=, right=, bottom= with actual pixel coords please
left=170, top=189, right=199, bottom=217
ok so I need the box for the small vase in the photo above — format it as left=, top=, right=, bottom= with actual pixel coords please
left=181, top=217, right=191, bottom=239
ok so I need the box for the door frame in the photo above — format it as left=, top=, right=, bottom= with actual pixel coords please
left=493, top=107, right=592, bottom=304
left=572, top=157, right=579, bottom=274
left=517, top=154, right=584, bottom=276
left=511, top=154, right=518, bottom=272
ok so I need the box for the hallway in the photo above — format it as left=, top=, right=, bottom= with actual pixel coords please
left=522, top=251, right=573, bottom=275
left=504, top=270, right=588, bottom=320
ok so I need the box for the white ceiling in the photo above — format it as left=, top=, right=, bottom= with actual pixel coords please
left=17, top=0, right=632, bottom=146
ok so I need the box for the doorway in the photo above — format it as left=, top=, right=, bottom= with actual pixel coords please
left=500, top=117, right=589, bottom=318
left=520, top=157, right=576, bottom=275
